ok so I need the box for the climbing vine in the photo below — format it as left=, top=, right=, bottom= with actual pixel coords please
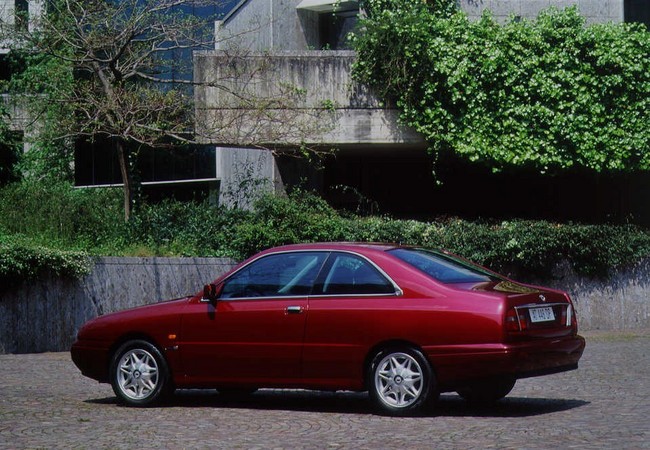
left=352, top=2, right=650, bottom=173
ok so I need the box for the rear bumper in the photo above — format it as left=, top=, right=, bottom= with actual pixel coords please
left=70, top=340, right=110, bottom=383
left=426, top=334, right=586, bottom=387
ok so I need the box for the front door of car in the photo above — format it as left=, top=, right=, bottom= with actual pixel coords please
left=179, top=251, right=328, bottom=385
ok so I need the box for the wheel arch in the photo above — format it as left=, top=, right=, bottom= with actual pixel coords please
left=107, top=333, right=169, bottom=378
left=362, top=339, right=437, bottom=389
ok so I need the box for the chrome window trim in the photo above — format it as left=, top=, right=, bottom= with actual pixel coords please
left=218, top=248, right=403, bottom=301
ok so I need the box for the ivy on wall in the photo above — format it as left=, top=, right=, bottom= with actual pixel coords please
left=352, top=2, right=650, bottom=173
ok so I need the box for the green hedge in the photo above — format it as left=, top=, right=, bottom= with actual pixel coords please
left=1, top=182, right=650, bottom=284
left=229, top=192, right=650, bottom=278
left=0, top=236, right=91, bottom=288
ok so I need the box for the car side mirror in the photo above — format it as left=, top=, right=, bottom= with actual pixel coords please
left=202, top=283, right=222, bottom=302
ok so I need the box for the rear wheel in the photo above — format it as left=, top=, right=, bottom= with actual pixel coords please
left=368, top=347, right=436, bottom=415
left=457, top=378, right=516, bottom=404
left=110, top=340, right=173, bottom=406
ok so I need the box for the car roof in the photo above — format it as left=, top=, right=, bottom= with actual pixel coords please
left=259, top=242, right=402, bottom=254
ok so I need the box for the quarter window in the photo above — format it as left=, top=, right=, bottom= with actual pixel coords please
left=389, top=248, right=499, bottom=284
left=221, top=252, right=327, bottom=299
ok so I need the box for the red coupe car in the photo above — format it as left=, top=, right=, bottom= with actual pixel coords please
left=71, top=243, right=585, bottom=414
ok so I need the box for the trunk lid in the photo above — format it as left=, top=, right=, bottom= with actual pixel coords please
left=471, top=280, right=577, bottom=339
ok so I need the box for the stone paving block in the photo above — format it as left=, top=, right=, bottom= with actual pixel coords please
left=0, top=332, right=648, bottom=449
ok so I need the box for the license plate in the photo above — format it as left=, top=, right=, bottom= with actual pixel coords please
left=529, top=306, right=555, bottom=323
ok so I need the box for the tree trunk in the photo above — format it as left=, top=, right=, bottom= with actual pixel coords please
left=115, top=139, right=133, bottom=222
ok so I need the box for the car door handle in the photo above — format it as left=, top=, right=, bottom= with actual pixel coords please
left=286, top=306, right=304, bottom=314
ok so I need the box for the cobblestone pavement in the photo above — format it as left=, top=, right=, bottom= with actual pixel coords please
left=1, top=331, right=648, bottom=449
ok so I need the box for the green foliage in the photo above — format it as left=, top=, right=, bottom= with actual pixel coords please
left=0, top=235, right=91, bottom=288
left=0, top=181, right=125, bottom=249
left=228, top=191, right=350, bottom=257
left=124, top=199, right=251, bottom=258
left=352, top=4, right=650, bottom=173
left=225, top=191, right=650, bottom=278
left=3, top=46, right=76, bottom=181
left=1, top=182, right=649, bottom=281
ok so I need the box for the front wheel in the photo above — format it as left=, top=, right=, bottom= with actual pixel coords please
left=110, top=340, right=173, bottom=406
left=368, top=347, right=436, bottom=415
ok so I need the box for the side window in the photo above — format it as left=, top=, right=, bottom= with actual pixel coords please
left=317, top=253, right=396, bottom=295
left=221, top=252, right=327, bottom=299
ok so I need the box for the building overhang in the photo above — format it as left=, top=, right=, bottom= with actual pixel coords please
left=296, top=0, right=359, bottom=12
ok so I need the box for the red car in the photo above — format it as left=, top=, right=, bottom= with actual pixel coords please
left=71, top=243, right=585, bottom=414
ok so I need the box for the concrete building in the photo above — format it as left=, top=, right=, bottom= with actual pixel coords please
left=1, top=0, right=43, bottom=132
left=2, top=0, right=648, bottom=219
left=461, top=0, right=623, bottom=24
left=196, top=0, right=650, bottom=219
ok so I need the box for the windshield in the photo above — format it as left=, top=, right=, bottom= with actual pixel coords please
left=389, top=248, right=502, bottom=284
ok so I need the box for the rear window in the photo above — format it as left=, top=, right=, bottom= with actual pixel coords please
left=389, top=248, right=501, bottom=284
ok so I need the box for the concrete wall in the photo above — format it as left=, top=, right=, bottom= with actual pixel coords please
left=194, top=50, right=423, bottom=147
left=216, top=0, right=626, bottom=55
left=217, top=0, right=320, bottom=52
left=215, top=146, right=283, bottom=208
left=539, top=259, right=650, bottom=331
left=0, top=94, right=28, bottom=131
left=0, top=257, right=235, bottom=354
left=1, top=255, right=649, bottom=354
left=459, top=0, right=624, bottom=23
left=1, top=0, right=44, bottom=49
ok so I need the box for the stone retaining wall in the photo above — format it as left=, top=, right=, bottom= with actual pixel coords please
left=540, top=259, right=650, bottom=332
left=1, top=256, right=648, bottom=354
left=0, top=257, right=235, bottom=354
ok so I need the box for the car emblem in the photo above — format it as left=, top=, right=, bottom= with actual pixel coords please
left=539, top=294, right=546, bottom=302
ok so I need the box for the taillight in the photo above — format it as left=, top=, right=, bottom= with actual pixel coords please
left=505, top=307, right=528, bottom=332
left=571, top=305, right=578, bottom=334
left=563, top=293, right=579, bottom=334
left=505, top=308, right=519, bottom=331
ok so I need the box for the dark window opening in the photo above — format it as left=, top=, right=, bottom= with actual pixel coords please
left=15, top=0, right=29, bottom=31
left=625, top=0, right=650, bottom=28
left=0, top=131, right=22, bottom=185
left=278, top=148, right=650, bottom=226
left=319, top=10, right=358, bottom=50
left=0, top=55, right=11, bottom=82
left=0, top=53, right=27, bottom=88
left=74, top=137, right=216, bottom=201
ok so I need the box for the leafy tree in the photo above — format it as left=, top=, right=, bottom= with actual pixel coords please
left=352, top=2, right=650, bottom=173
left=2, top=0, right=336, bottom=220
left=1, top=0, right=224, bottom=220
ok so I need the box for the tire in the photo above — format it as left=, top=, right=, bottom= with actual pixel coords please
left=368, top=347, right=436, bottom=415
left=456, top=378, right=516, bottom=404
left=110, top=340, right=173, bottom=407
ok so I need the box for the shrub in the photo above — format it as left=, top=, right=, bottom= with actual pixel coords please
left=0, top=181, right=124, bottom=249
left=229, top=191, right=350, bottom=258
left=1, top=182, right=649, bottom=281
left=0, top=235, right=91, bottom=288
left=227, top=192, right=650, bottom=278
